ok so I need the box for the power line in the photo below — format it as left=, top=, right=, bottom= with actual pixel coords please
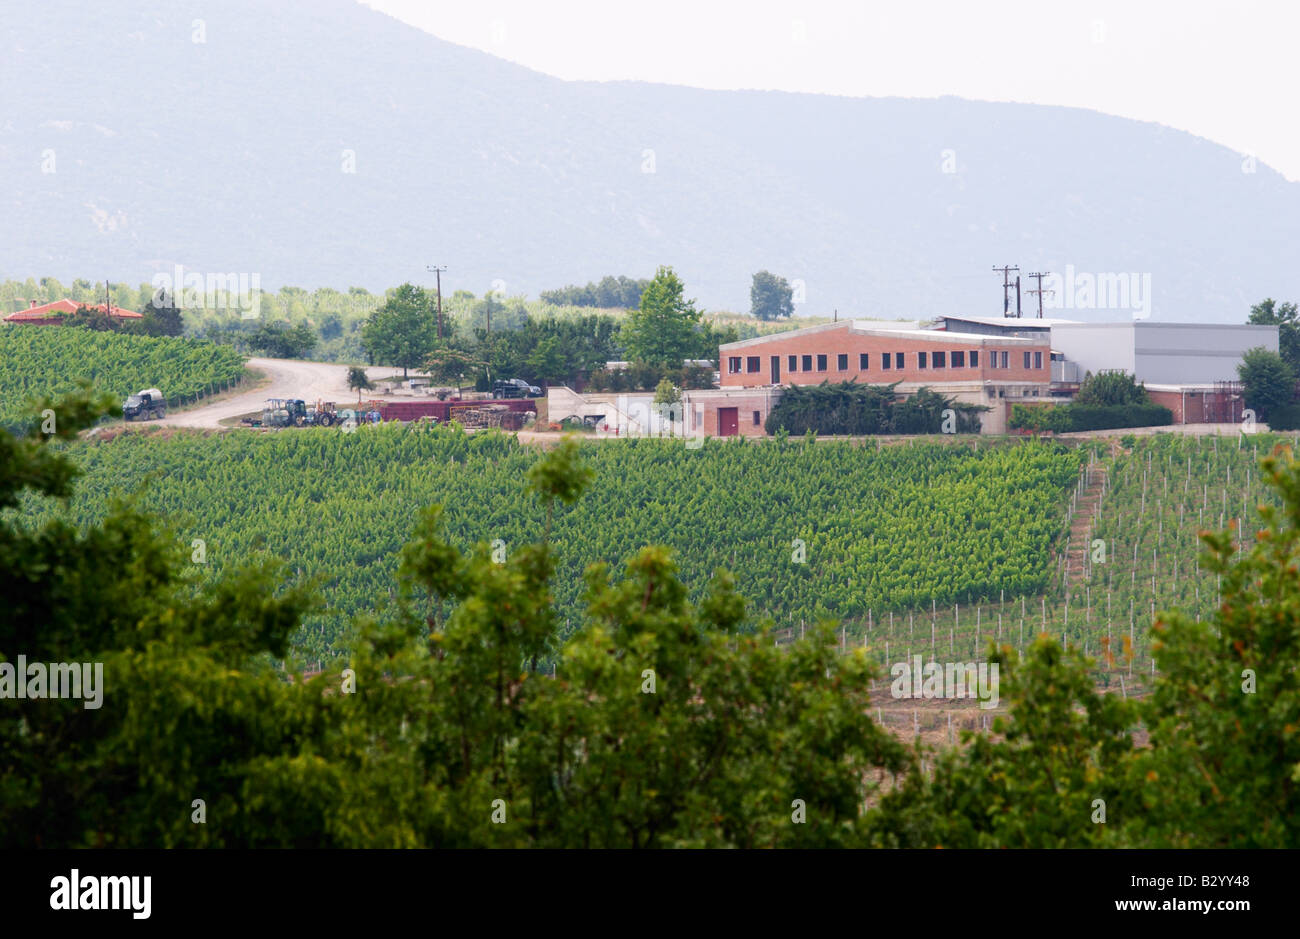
left=425, top=265, right=446, bottom=340
left=1026, top=271, right=1054, bottom=319
left=992, top=265, right=1020, bottom=318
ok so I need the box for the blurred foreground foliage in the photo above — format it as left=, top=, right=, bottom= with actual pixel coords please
left=1, top=391, right=1296, bottom=847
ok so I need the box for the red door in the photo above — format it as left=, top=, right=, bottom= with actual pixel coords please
left=718, top=407, right=738, bottom=437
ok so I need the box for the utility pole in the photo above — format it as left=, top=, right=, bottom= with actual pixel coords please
left=1026, top=271, right=1054, bottom=319
left=425, top=265, right=446, bottom=341
left=992, top=265, right=1020, bottom=318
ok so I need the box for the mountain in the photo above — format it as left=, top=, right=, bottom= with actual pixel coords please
left=2, top=0, right=1298, bottom=320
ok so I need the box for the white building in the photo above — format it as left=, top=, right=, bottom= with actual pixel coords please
left=546, top=388, right=685, bottom=437
left=936, top=316, right=1279, bottom=385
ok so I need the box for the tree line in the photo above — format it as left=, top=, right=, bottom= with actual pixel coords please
left=364, top=266, right=748, bottom=390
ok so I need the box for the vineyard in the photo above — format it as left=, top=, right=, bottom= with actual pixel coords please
left=20, top=428, right=1083, bottom=661
left=16, top=409, right=1289, bottom=702
left=0, top=327, right=248, bottom=428
left=828, top=431, right=1299, bottom=710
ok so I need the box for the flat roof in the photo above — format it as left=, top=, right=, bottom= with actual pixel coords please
left=720, top=319, right=1045, bottom=351
left=939, top=314, right=1080, bottom=327
left=1052, top=321, right=1278, bottom=330
left=1144, top=383, right=1244, bottom=392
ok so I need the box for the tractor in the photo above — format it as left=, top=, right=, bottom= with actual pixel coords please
left=241, top=399, right=341, bottom=428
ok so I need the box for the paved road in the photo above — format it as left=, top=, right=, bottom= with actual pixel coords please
left=159, top=358, right=394, bottom=428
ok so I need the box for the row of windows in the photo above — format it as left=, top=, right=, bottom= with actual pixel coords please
left=726, top=349, right=1045, bottom=374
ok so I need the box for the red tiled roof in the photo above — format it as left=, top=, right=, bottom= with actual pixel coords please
left=5, top=299, right=143, bottom=322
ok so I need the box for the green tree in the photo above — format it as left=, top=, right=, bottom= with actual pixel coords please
left=652, top=376, right=680, bottom=408
left=750, top=270, right=794, bottom=321
left=362, top=283, right=438, bottom=377
left=1075, top=370, right=1147, bottom=407
left=540, top=276, right=648, bottom=309
left=1128, top=444, right=1300, bottom=846
left=424, top=348, right=487, bottom=386
left=63, top=304, right=121, bottom=332
left=133, top=289, right=185, bottom=337
left=347, top=365, right=374, bottom=402
left=1248, top=298, right=1300, bottom=373
left=1237, top=346, right=1294, bottom=420
left=525, top=336, right=565, bottom=388
left=622, top=266, right=702, bottom=367
left=318, top=313, right=344, bottom=341
left=653, top=377, right=682, bottom=436
left=248, top=320, right=317, bottom=359
left=0, top=385, right=323, bottom=848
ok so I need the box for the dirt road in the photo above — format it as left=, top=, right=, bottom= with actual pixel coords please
left=160, top=358, right=394, bottom=428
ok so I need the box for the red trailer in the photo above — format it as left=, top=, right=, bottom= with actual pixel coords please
left=378, top=398, right=537, bottom=424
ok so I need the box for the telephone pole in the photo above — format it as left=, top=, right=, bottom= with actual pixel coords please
left=426, top=265, right=446, bottom=341
left=992, top=265, right=1020, bottom=318
left=1026, top=271, right=1054, bottom=319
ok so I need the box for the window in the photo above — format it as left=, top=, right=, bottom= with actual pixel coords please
left=918, top=351, right=928, bottom=369
left=881, top=352, right=892, bottom=370
left=1023, top=351, right=1032, bottom=369
left=1034, top=351, right=1043, bottom=369
left=746, top=356, right=760, bottom=373
left=1000, top=351, right=1009, bottom=369
left=859, top=353, right=869, bottom=370
left=895, top=352, right=904, bottom=369
left=728, top=356, right=741, bottom=374
left=802, top=354, right=813, bottom=372
left=753, top=410, right=761, bottom=426
left=933, top=350, right=946, bottom=368
left=951, top=350, right=965, bottom=368
left=970, top=350, right=979, bottom=368
left=788, top=355, right=797, bottom=372
left=837, top=353, right=848, bottom=371
left=816, top=354, right=827, bottom=371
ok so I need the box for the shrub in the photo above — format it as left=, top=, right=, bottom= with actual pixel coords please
left=1011, top=402, right=1172, bottom=433
left=765, top=381, right=985, bottom=436
left=1266, top=404, right=1300, bottom=431
left=1075, top=370, right=1149, bottom=406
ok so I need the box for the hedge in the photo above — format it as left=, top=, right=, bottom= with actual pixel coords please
left=1011, top=402, right=1173, bottom=432
left=1067, top=403, right=1173, bottom=431
left=1266, top=404, right=1300, bottom=431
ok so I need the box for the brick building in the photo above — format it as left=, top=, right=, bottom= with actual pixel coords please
left=1145, top=383, right=1245, bottom=425
left=682, top=387, right=783, bottom=438
left=711, top=321, right=1052, bottom=434
left=4, top=298, right=142, bottom=325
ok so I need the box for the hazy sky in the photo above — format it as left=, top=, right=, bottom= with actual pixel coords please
left=361, top=0, right=1300, bottom=182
